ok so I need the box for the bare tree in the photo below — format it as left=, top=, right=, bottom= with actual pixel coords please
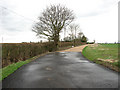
left=68, top=23, right=80, bottom=46
left=78, top=32, right=83, bottom=39
left=32, top=4, right=75, bottom=49
left=68, top=23, right=79, bottom=40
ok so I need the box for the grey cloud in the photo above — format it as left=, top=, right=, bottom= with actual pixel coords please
left=1, top=9, right=33, bottom=32
left=77, top=12, right=102, bottom=18
left=1, top=0, right=34, bottom=33
left=77, top=0, right=119, bottom=18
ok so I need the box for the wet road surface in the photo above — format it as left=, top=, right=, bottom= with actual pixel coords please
left=2, top=52, right=118, bottom=88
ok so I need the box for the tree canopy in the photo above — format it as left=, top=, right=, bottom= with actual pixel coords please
left=32, top=4, right=75, bottom=48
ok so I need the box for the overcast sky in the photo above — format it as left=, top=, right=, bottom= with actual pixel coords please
left=0, top=0, right=119, bottom=43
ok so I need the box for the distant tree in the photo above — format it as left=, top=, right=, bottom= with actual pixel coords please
left=40, top=40, right=42, bottom=43
left=81, top=35, right=88, bottom=42
left=77, top=32, right=83, bottom=40
left=32, top=4, right=75, bottom=49
left=68, top=23, right=79, bottom=40
left=64, top=36, right=72, bottom=42
left=68, top=24, right=80, bottom=46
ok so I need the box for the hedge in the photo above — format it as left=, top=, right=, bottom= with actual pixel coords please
left=2, top=41, right=84, bottom=67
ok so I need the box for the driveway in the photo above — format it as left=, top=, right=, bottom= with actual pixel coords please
left=2, top=51, right=118, bottom=88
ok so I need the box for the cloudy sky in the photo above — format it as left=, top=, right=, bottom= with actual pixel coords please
left=0, top=0, right=119, bottom=43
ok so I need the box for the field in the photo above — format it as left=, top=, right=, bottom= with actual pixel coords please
left=82, top=44, right=119, bottom=71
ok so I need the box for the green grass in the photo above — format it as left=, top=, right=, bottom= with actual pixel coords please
left=82, top=44, right=119, bottom=67
left=0, top=55, right=40, bottom=81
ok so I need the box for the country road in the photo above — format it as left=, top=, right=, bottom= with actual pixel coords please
left=2, top=45, right=118, bottom=88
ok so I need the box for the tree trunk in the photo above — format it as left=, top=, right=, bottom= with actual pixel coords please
left=54, top=35, right=59, bottom=50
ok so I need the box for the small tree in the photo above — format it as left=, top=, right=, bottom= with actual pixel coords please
left=32, top=4, right=75, bottom=49
left=81, top=35, right=87, bottom=42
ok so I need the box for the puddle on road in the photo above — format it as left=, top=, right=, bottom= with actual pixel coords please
left=76, top=60, right=89, bottom=63
left=46, top=67, right=52, bottom=71
left=64, top=56, right=89, bottom=63
left=27, top=65, right=40, bottom=71
left=59, top=52, right=66, bottom=54
left=47, top=77, right=53, bottom=81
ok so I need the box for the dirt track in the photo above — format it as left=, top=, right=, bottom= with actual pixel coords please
left=58, top=44, right=90, bottom=52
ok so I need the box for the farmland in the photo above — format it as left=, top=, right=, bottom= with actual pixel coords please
left=82, top=44, right=119, bottom=71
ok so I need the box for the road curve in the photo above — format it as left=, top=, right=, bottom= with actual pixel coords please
left=2, top=52, right=118, bottom=88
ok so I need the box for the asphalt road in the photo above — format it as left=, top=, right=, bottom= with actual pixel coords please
left=2, top=52, right=118, bottom=88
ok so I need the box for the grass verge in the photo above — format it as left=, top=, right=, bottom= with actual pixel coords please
left=82, top=44, right=119, bottom=72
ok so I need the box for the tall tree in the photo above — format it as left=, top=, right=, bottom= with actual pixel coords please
left=32, top=4, right=75, bottom=49
left=68, top=23, right=80, bottom=46
left=68, top=23, right=79, bottom=40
